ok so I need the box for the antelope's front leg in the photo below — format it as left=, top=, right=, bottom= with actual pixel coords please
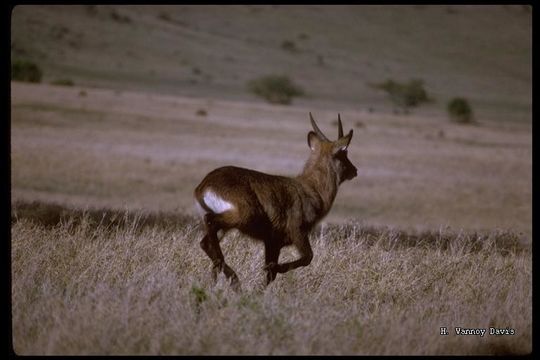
left=263, top=242, right=281, bottom=285
left=275, top=235, right=313, bottom=274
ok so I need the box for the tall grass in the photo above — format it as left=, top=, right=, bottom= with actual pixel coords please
left=11, top=203, right=531, bottom=355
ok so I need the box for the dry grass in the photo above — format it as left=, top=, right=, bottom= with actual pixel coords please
left=10, top=81, right=532, bottom=355
left=11, top=203, right=531, bottom=355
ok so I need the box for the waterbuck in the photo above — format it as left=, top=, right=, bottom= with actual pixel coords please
left=194, top=113, right=357, bottom=290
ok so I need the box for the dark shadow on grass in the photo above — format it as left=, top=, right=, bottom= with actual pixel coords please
left=11, top=200, right=529, bottom=256
left=317, top=222, right=530, bottom=256
left=11, top=200, right=198, bottom=232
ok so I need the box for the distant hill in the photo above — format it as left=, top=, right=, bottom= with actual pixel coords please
left=11, top=5, right=531, bottom=123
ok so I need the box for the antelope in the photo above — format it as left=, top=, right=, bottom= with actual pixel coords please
left=194, top=113, right=357, bottom=290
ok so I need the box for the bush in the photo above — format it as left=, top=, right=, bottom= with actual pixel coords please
left=281, top=40, right=297, bottom=52
left=158, top=12, right=171, bottom=22
left=372, top=78, right=431, bottom=113
left=51, top=78, right=74, bottom=86
left=11, top=59, right=42, bottom=83
left=110, top=9, right=131, bottom=23
left=247, top=75, right=304, bottom=105
left=447, top=97, right=473, bottom=123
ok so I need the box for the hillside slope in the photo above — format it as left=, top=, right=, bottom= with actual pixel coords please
left=11, top=5, right=531, bottom=123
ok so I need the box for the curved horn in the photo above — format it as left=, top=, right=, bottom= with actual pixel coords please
left=309, top=112, right=330, bottom=142
left=337, top=113, right=344, bottom=138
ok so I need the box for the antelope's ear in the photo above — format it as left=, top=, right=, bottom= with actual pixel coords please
left=307, top=131, right=321, bottom=151
left=333, top=129, right=353, bottom=153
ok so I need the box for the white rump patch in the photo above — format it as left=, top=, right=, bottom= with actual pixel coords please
left=203, top=189, right=234, bottom=214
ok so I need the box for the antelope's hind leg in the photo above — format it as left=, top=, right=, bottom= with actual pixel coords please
left=199, top=212, right=241, bottom=291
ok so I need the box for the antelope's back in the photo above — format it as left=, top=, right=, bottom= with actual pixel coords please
left=194, top=166, right=299, bottom=224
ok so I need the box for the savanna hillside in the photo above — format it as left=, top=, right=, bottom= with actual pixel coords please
left=11, top=5, right=532, bottom=355
left=11, top=5, right=531, bottom=122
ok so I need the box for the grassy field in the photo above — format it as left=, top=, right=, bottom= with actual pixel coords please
left=11, top=203, right=531, bottom=355
left=11, top=82, right=532, bottom=236
left=10, top=4, right=531, bottom=356
left=10, top=82, right=532, bottom=355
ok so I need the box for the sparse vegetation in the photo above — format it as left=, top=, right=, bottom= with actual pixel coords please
left=10, top=6, right=531, bottom=120
left=371, top=78, right=431, bottom=114
left=281, top=40, right=297, bottom=52
left=157, top=12, right=188, bottom=27
left=196, top=109, right=207, bottom=116
left=447, top=97, right=473, bottom=124
left=247, top=75, right=304, bottom=105
left=51, top=78, right=74, bottom=86
left=158, top=12, right=171, bottom=22
left=11, top=202, right=531, bottom=355
left=110, top=9, right=131, bottom=24
left=317, top=55, right=325, bottom=66
left=85, top=5, right=98, bottom=16
left=11, top=59, right=42, bottom=83
left=50, top=25, right=70, bottom=40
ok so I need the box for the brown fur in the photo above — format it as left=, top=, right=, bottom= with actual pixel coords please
left=194, top=114, right=357, bottom=289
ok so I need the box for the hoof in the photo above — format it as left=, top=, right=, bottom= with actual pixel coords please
left=263, top=262, right=279, bottom=272
left=264, top=262, right=280, bottom=285
left=230, top=278, right=242, bottom=293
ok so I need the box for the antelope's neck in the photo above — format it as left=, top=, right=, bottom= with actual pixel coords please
left=297, top=159, right=339, bottom=219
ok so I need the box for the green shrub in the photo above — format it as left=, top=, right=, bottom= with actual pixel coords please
left=191, top=286, right=208, bottom=305
left=51, top=78, right=74, bottom=86
left=11, top=59, right=42, bottom=83
left=371, top=78, right=431, bottom=113
left=247, top=75, right=304, bottom=105
left=447, top=97, right=473, bottom=123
